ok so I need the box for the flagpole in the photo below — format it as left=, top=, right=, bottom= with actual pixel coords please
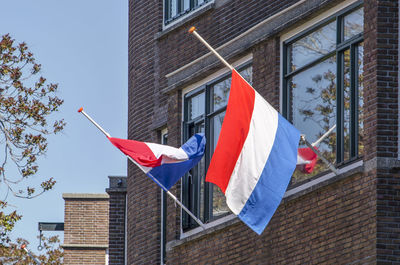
left=78, top=107, right=111, bottom=138
left=189, top=27, right=339, bottom=176
left=21, top=244, right=41, bottom=265
left=189, top=27, right=233, bottom=71
left=311, top=124, right=337, bottom=147
left=78, top=107, right=207, bottom=230
left=301, top=135, right=339, bottom=175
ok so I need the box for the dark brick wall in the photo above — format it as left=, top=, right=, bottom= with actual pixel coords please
left=167, top=173, right=376, bottom=264
left=128, top=0, right=163, bottom=263
left=157, top=0, right=303, bottom=92
left=363, top=0, right=399, bottom=263
left=128, top=0, right=399, bottom=263
left=106, top=177, right=127, bottom=265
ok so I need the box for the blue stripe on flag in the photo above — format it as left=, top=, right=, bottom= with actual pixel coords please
left=148, top=133, right=206, bottom=190
left=238, top=114, right=300, bottom=234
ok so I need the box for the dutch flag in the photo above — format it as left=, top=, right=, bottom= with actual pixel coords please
left=206, top=70, right=300, bottom=235
left=109, top=133, right=206, bottom=190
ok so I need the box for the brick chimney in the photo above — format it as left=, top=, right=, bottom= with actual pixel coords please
left=63, top=193, right=109, bottom=264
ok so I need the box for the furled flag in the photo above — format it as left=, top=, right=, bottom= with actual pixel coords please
left=297, top=147, right=318, bottom=174
left=205, top=70, right=300, bottom=235
left=109, top=133, right=206, bottom=190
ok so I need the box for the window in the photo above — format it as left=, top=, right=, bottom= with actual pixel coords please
left=182, top=64, right=252, bottom=230
left=164, top=0, right=213, bottom=27
left=282, top=5, right=364, bottom=185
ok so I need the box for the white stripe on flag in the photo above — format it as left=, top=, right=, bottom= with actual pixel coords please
left=225, top=92, right=278, bottom=214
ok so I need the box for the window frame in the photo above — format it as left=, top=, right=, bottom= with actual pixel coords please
left=181, top=61, right=252, bottom=231
left=282, top=2, right=364, bottom=169
left=163, top=0, right=214, bottom=28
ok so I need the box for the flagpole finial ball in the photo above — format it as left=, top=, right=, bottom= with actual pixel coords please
left=78, top=107, right=83, bottom=113
left=188, top=26, right=196, bottom=34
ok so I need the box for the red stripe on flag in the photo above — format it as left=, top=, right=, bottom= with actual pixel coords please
left=205, top=70, right=255, bottom=193
left=108, top=137, right=162, bottom=167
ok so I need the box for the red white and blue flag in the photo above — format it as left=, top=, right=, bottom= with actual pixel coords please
left=297, top=147, right=318, bottom=174
left=206, top=70, right=300, bottom=235
left=109, top=133, right=206, bottom=190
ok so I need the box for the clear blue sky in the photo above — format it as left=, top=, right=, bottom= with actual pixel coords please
left=0, top=0, right=128, bottom=252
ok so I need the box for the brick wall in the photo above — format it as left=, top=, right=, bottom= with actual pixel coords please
left=106, top=176, right=127, bottom=265
left=128, top=0, right=399, bottom=263
left=365, top=0, right=400, bottom=262
left=63, top=193, right=109, bottom=265
left=128, top=0, right=164, bottom=263
left=63, top=249, right=108, bottom=265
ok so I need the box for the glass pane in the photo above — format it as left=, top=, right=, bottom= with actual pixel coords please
left=358, top=43, right=364, bottom=156
left=171, top=0, right=177, bottom=18
left=211, top=112, right=225, bottom=154
left=211, top=112, right=229, bottom=217
left=240, top=65, right=253, bottom=85
left=211, top=66, right=252, bottom=112
left=344, top=8, right=364, bottom=41
left=290, top=56, right=337, bottom=184
left=289, top=21, right=336, bottom=72
left=188, top=92, right=205, bottom=120
left=212, top=78, right=230, bottom=111
left=197, top=0, right=205, bottom=5
left=189, top=123, right=205, bottom=222
left=343, top=50, right=350, bottom=161
left=184, top=0, right=190, bottom=11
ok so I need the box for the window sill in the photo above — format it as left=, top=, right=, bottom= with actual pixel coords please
left=167, top=160, right=364, bottom=251
left=156, top=3, right=215, bottom=40
left=284, top=160, right=363, bottom=201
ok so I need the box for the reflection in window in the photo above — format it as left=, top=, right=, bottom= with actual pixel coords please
left=183, top=64, right=252, bottom=230
left=358, top=43, right=364, bottom=155
left=284, top=6, right=364, bottom=185
left=344, top=8, right=364, bottom=41
left=289, top=21, right=336, bottom=71
left=189, top=92, right=205, bottom=120
left=290, top=56, right=337, bottom=182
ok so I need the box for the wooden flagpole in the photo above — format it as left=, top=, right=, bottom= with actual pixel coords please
left=188, top=27, right=339, bottom=176
left=78, top=108, right=207, bottom=230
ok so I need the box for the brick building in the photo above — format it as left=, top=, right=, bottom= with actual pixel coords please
left=127, top=0, right=399, bottom=264
left=62, top=176, right=127, bottom=265
left=62, top=193, right=109, bottom=264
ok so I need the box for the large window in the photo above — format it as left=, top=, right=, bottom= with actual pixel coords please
left=283, top=4, right=364, bottom=185
left=164, top=0, right=213, bottom=27
left=182, top=64, right=252, bottom=230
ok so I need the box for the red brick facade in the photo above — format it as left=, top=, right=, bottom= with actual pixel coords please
left=128, top=0, right=399, bottom=264
left=63, top=193, right=109, bottom=265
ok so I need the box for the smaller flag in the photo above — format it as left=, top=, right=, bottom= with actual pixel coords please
left=297, top=147, right=318, bottom=174
left=109, top=133, right=206, bottom=190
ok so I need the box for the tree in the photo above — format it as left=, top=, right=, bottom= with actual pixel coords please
left=0, top=34, right=65, bottom=242
left=0, top=236, right=63, bottom=264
